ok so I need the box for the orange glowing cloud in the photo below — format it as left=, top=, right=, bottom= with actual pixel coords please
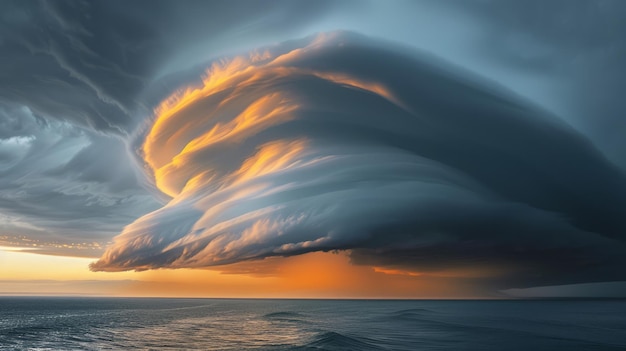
left=92, top=32, right=407, bottom=273
left=143, top=37, right=398, bottom=199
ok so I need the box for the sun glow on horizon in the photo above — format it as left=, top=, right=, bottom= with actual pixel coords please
left=0, top=247, right=484, bottom=298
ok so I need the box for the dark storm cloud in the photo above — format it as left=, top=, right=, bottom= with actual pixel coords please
left=0, top=0, right=337, bottom=134
left=436, top=0, right=626, bottom=168
left=322, top=0, right=626, bottom=169
left=91, top=33, right=626, bottom=289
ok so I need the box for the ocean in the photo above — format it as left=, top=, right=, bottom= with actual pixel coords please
left=0, top=297, right=624, bottom=350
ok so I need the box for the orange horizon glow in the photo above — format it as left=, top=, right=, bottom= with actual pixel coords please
left=1, top=247, right=488, bottom=298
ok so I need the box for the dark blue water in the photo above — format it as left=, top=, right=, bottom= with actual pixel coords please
left=0, top=298, right=624, bottom=350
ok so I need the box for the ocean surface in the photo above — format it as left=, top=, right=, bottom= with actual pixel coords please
left=0, top=298, right=624, bottom=350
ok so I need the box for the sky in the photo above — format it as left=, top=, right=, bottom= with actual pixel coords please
left=1, top=0, right=625, bottom=298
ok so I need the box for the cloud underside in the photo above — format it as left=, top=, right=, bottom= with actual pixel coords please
left=91, top=33, right=626, bottom=289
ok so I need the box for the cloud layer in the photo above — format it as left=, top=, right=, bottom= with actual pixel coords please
left=91, top=33, right=626, bottom=288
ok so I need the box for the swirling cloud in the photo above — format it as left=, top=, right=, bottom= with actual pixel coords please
left=91, top=33, right=626, bottom=289
left=0, top=0, right=338, bottom=257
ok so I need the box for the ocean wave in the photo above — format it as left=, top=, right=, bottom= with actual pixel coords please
left=298, top=331, right=387, bottom=351
left=264, top=311, right=305, bottom=319
left=263, top=311, right=307, bottom=321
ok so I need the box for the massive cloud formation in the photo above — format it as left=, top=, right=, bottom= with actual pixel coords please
left=91, top=33, right=626, bottom=288
left=2, top=1, right=626, bottom=293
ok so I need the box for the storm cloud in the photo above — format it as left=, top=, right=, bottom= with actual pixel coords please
left=0, top=0, right=336, bottom=134
left=90, top=33, right=626, bottom=289
left=2, top=1, right=626, bottom=292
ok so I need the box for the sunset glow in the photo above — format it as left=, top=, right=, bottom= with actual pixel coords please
left=1, top=246, right=485, bottom=298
